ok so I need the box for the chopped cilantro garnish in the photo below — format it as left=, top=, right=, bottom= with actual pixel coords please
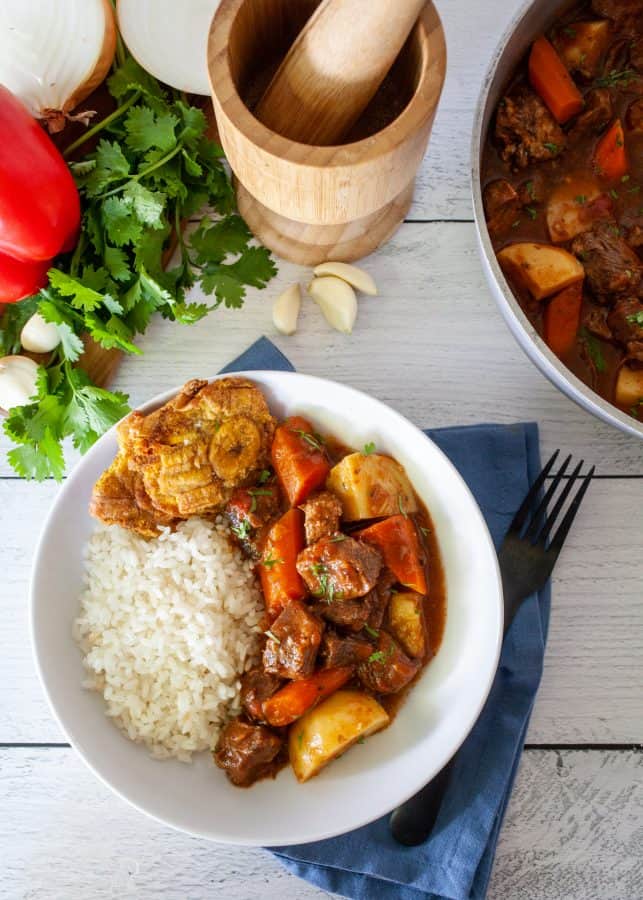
left=291, top=428, right=325, bottom=452
left=262, top=551, right=284, bottom=569
left=363, top=441, right=376, bottom=455
left=525, top=206, right=537, bottom=220
left=575, top=195, right=587, bottom=205
left=580, top=328, right=607, bottom=373
left=258, top=469, right=271, bottom=484
left=626, top=311, right=643, bottom=326
left=231, top=520, right=251, bottom=541
left=595, top=69, right=635, bottom=88
left=363, top=624, right=380, bottom=639
left=544, top=142, right=560, bottom=154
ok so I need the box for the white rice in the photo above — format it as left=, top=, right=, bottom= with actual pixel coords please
left=73, top=517, right=264, bottom=762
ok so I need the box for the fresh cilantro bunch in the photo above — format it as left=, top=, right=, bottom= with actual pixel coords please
left=0, top=56, right=277, bottom=480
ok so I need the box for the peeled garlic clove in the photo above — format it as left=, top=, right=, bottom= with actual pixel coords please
left=20, top=312, right=61, bottom=353
left=0, top=355, right=39, bottom=410
left=308, top=276, right=358, bottom=334
left=273, top=283, right=302, bottom=335
left=313, top=262, right=378, bottom=296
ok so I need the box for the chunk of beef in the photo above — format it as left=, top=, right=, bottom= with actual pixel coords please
left=518, top=172, right=547, bottom=205
left=631, top=36, right=643, bottom=71
left=583, top=304, right=613, bottom=340
left=608, top=298, right=643, bottom=359
left=627, top=223, right=643, bottom=249
left=495, top=88, right=566, bottom=169
left=300, top=491, right=343, bottom=545
left=297, top=535, right=382, bottom=601
left=357, top=631, right=421, bottom=695
left=262, top=599, right=323, bottom=680
left=213, top=719, right=283, bottom=787
left=483, top=179, right=521, bottom=238
left=572, top=223, right=643, bottom=301
left=225, top=481, right=280, bottom=558
left=591, top=0, right=642, bottom=36
left=626, top=98, right=643, bottom=131
left=311, top=570, right=394, bottom=633
left=568, top=89, right=613, bottom=141
left=240, top=668, right=283, bottom=723
left=321, top=630, right=374, bottom=668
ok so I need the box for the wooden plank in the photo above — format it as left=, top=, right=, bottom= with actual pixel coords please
left=409, top=0, right=523, bottom=219
left=1, top=747, right=641, bottom=900
left=2, top=477, right=641, bottom=744
left=1, top=224, right=640, bottom=478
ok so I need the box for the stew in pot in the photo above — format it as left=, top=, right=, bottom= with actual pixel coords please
left=482, top=0, right=643, bottom=421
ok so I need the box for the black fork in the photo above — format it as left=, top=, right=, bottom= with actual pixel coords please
left=389, top=451, right=595, bottom=847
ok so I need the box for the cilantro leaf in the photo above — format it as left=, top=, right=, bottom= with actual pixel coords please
left=190, top=215, right=251, bottom=264
left=125, top=106, right=178, bottom=153
left=122, top=182, right=166, bottom=228
left=102, top=196, right=143, bottom=246
left=83, top=140, right=130, bottom=196
left=38, top=298, right=85, bottom=362
left=0, top=295, right=40, bottom=355
left=199, top=270, right=246, bottom=308
left=103, top=246, right=131, bottom=283
left=7, top=431, right=65, bottom=481
left=47, top=269, right=105, bottom=312
left=226, top=246, right=277, bottom=288
left=107, top=56, right=165, bottom=103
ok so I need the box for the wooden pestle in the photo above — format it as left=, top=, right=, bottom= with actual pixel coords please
left=254, top=0, right=428, bottom=145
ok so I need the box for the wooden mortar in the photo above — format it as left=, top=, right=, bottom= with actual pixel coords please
left=207, top=0, right=446, bottom=265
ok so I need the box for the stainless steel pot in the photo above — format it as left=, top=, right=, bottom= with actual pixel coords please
left=471, top=0, right=643, bottom=439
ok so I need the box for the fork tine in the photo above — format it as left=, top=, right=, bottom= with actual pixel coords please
left=523, top=453, right=572, bottom=541
left=536, top=458, right=584, bottom=545
left=507, top=449, right=560, bottom=536
left=547, top=466, right=595, bottom=557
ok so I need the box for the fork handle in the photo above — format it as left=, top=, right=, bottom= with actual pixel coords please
left=389, top=756, right=455, bottom=845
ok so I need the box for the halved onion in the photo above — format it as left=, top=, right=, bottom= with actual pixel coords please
left=117, top=0, right=221, bottom=95
left=0, top=0, right=116, bottom=131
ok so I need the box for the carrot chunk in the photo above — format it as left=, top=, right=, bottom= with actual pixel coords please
left=543, top=281, right=583, bottom=358
left=528, top=36, right=583, bottom=124
left=357, top=515, right=427, bottom=595
left=271, top=415, right=330, bottom=507
left=262, top=667, right=353, bottom=727
left=259, top=508, right=307, bottom=620
left=594, top=119, right=628, bottom=180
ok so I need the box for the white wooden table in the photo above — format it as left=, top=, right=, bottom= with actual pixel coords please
left=3, top=1, right=642, bottom=897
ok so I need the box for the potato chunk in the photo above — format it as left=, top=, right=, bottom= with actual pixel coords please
left=554, top=21, right=611, bottom=79
left=289, top=690, right=389, bottom=782
left=388, top=591, right=426, bottom=658
left=546, top=176, right=607, bottom=243
left=326, top=453, right=418, bottom=521
left=615, top=367, right=643, bottom=408
left=498, top=242, right=584, bottom=301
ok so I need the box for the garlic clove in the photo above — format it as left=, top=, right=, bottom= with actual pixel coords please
left=308, top=276, right=358, bottom=334
left=0, top=355, right=39, bottom=410
left=313, top=262, right=378, bottom=296
left=20, top=312, right=61, bottom=354
left=272, top=283, right=302, bottom=335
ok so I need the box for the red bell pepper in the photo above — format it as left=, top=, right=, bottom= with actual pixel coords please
left=0, top=86, right=80, bottom=302
left=0, top=252, right=50, bottom=305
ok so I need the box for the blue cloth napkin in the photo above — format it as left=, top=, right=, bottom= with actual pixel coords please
left=225, top=338, right=549, bottom=900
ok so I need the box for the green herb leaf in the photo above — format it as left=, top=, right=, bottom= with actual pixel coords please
left=363, top=441, right=376, bottom=455
left=580, top=327, right=607, bottom=373
left=363, top=624, right=380, bottom=639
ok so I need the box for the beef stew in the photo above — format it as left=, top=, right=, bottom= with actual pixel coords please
left=482, top=0, right=643, bottom=421
left=215, top=416, right=446, bottom=787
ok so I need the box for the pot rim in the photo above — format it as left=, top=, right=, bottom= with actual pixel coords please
left=470, top=0, right=643, bottom=439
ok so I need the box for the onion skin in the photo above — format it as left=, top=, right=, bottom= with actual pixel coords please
left=56, top=0, right=117, bottom=117
left=0, top=86, right=81, bottom=264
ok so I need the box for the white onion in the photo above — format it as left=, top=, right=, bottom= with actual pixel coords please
left=117, top=0, right=220, bottom=95
left=0, top=0, right=116, bottom=130
left=0, top=356, right=39, bottom=411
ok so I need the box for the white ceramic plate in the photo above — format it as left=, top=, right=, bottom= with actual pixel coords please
left=31, top=371, right=503, bottom=845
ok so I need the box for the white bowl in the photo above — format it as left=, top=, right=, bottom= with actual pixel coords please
left=31, top=371, right=503, bottom=845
